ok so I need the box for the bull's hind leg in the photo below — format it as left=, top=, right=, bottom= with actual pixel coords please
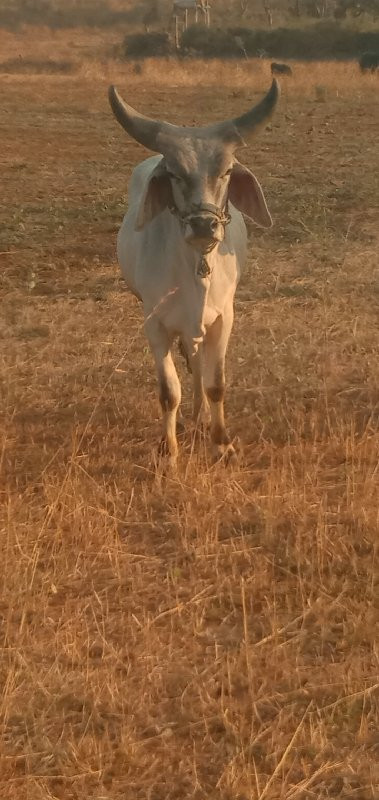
left=188, top=346, right=210, bottom=427
left=145, top=318, right=181, bottom=467
left=178, top=339, right=210, bottom=429
left=203, top=311, right=237, bottom=464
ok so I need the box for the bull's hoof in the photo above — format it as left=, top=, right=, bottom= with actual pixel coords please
left=212, top=441, right=240, bottom=466
left=224, top=445, right=239, bottom=466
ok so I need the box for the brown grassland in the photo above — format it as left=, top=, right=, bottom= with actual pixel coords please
left=1, top=25, right=379, bottom=800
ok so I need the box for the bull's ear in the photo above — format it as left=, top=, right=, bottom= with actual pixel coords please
left=135, top=161, right=173, bottom=231
left=228, top=162, right=272, bottom=228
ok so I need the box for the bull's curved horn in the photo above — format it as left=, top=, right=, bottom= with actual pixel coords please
left=109, top=80, right=279, bottom=152
left=109, top=86, right=163, bottom=151
left=229, top=78, right=280, bottom=141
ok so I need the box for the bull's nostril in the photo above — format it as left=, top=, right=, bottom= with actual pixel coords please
left=191, top=216, right=218, bottom=237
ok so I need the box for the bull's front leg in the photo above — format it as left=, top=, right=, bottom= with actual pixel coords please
left=145, top=318, right=181, bottom=467
left=203, top=311, right=237, bottom=464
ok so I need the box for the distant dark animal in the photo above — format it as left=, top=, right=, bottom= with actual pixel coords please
left=270, top=62, right=293, bottom=76
left=359, top=52, right=379, bottom=73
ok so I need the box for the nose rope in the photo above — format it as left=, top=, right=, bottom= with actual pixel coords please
left=168, top=201, right=231, bottom=229
left=168, top=201, right=231, bottom=278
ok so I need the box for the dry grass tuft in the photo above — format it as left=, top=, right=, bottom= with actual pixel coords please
left=1, top=24, right=379, bottom=800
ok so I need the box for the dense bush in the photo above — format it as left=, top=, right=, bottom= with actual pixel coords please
left=181, top=25, right=241, bottom=57
left=123, top=32, right=173, bottom=58
left=180, top=22, right=379, bottom=59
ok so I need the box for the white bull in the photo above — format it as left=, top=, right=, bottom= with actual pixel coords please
left=109, top=81, right=279, bottom=466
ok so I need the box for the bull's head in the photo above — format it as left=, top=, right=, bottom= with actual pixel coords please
left=109, top=80, right=279, bottom=253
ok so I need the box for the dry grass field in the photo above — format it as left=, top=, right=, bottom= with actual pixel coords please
left=1, top=25, right=379, bottom=800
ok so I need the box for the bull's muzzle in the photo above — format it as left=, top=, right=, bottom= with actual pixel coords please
left=190, top=214, right=220, bottom=238
left=185, top=214, right=225, bottom=250
left=181, top=203, right=231, bottom=252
